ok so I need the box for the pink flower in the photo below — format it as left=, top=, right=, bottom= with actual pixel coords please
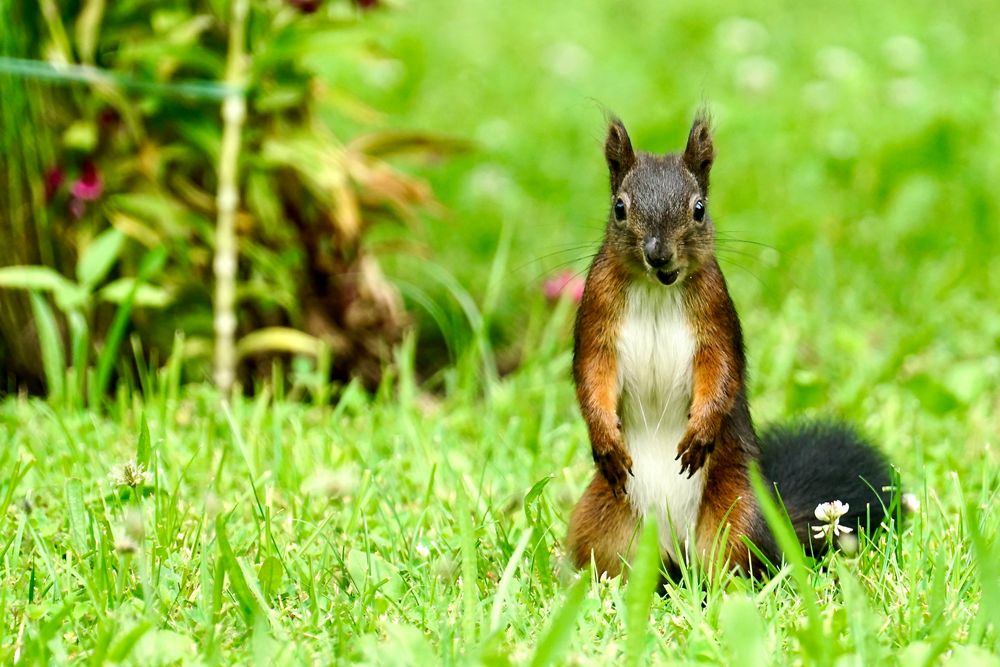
left=70, top=162, right=103, bottom=201
left=543, top=270, right=585, bottom=303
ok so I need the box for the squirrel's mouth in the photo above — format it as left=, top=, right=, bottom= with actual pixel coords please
left=656, top=269, right=681, bottom=286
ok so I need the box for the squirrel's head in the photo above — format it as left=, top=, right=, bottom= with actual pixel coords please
left=603, top=115, right=715, bottom=287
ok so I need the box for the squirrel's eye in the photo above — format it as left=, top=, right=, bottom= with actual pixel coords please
left=693, top=199, right=706, bottom=222
left=613, top=198, right=627, bottom=221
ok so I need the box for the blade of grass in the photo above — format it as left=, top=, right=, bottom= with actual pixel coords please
left=488, top=528, right=532, bottom=634
left=216, top=513, right=263, bottom=626
left=624, top=520, right=660, bottom=666
left=92, top=246, right=165, bottom=405
left=136, top=411, right=151, bottom=469
left=28, top=291, right=65, bottom=402
left=749, top=464, right=829, bottom=665
left=967, top=500, right=999, bottom=643
left=718, top=594, right=769, bottom=665
left=457, top=485, right=479, bottom=649
left=67, top=309, right=89, bottom=409
left=65, top=478, right=88, bottom=556
left=529, top=576, right=588, bottom=667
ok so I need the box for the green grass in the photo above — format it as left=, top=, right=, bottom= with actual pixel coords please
left=0, top=340, right=997, bottom=664
left=3, top=0, right=1000, bottom=663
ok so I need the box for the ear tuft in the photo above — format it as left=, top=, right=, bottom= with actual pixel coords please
left=605, top=117, right=636, bottom=193
left=683, top=115, right=715, bottom=193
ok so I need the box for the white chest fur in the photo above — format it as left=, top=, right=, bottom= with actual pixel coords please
left=617, top=282, right=704, bottom=563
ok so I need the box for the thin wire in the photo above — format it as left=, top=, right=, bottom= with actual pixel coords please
left=0, top=56, right=242, bottom=101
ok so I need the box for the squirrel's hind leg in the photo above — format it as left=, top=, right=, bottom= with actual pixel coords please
left=567, top=473, right=641, bottom=578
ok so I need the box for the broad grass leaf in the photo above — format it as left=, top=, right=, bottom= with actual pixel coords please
left=457, top=487, right=479, bottom=647
left=99, top=278, right=171, bottom=307
left=624, top=520, right=660, bottom=666
left=967, top=501, right=1000, bottom=643
left=28, top=292, right=65, bottom=400
left=65, top=478, right=88, bottom=555
left=216, top=514, right=263, bottom=625
left=529, top=576, right=588, bottom=667
left=133, top=629, right=196, bottom=664
left=258, top=556, right=283, bottom=599
left=361, top=623, right=437, bottom=667
left=93, top=246, right=167, bottom=401
left=105, top=622, right=153, bottom=662
left=235, top=327, right=327, bottom=360
left=749, top=464, right=829, bottom=665
left=0, top=265, right=76, bottom=293
left=77, top=227, right=125, bottom=288
left=74, top=0, right=105, bottom=64
left=718, top=595, right=768, bottom=665
left=346, top=549, right=404, bottom=600
left=136, top=412, right=151, bottom=469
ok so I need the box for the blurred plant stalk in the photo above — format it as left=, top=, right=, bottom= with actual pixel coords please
left=213, top=0, right=249, bottom=395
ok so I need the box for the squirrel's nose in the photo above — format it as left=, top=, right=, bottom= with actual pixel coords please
left=643, top=237, right=673, bottom=269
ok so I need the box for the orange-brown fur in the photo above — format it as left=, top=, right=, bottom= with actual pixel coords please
left=566, top=474, right=639, bottom=577
left=569, top=256, right=760, bottom=573
left=682, top=262, right=759, bottom=571
left=572, top=250, right=631, bottom=494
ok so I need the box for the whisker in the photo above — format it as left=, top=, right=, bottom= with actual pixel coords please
left=515, top=244, right=599, bottom=273
left=521, top=253, right=599, bottom=283
left=716, top=256, right=765, bottom=288
left=714, top=235, right=776, bottom=251
left=715, top=247, right=766, bottom=263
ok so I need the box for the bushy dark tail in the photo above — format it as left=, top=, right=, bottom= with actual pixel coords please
left=758, top=421, right=896, bottom=555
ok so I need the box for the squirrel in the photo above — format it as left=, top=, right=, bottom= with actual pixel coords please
left=566, top=115, right=894, bottom=577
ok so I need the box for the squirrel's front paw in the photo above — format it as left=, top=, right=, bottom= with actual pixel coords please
left=675, top=429, right=715, bottom=478
left=593, top=446, right=633, bottom=498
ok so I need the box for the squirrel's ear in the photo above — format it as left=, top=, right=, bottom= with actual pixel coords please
left=683, top=116, right=715, bottom=193
left=605, top=117, right=636, bottom=192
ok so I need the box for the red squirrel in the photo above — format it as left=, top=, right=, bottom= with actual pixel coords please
left=566, top=115, right=893, bottom=576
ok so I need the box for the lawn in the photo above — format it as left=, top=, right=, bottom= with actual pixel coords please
left=2, top=0, right=1000, bottom=664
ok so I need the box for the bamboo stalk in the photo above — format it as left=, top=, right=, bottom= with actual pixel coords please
left=212, top=0, right=249, bottom=395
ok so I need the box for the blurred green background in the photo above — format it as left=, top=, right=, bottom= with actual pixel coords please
left=380, top=0, right=1000, bottom=428
left=383, top=0, right=1000, bottom=426
left=5, top=0, right=999, bottom=419
left=2, top=0, right=999, bottom=417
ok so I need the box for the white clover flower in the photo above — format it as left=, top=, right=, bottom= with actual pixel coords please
left=812, top=500, right=853, bottom=540
left=114, top=534, right=139, bottom=555
left=109, top=460, right=149, bottom=489
left=414, top=543, right=430, bottom=559
left=837, top=532, right=859, bottom=556
left=902, top=493, right=921, bottom=513
left=815, top=500, right=849, bottom=523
